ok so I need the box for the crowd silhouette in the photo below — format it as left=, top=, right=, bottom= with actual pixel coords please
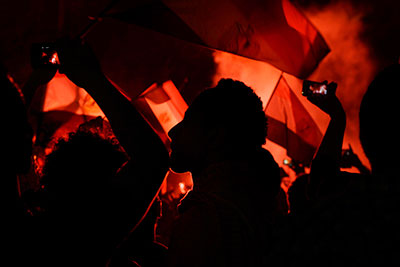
left=4, top=39, right=399, bottom=266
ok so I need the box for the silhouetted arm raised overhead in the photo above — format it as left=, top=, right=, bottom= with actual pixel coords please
left=304, top=81, right=346, bottom=200
left=57, top=40, right=168, bottom=163
left=56, top=39, right=169, bottom=211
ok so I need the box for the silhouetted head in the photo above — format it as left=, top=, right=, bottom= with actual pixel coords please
left=168, top=78, right=267, bottom=175
left=359, top=63, right=400, bottom=175
left=41, top=130, right=127, bottom=214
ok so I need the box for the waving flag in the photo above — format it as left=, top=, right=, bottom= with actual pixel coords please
left=109, top=0, right=329, bottom=78
left=265, top=75, right=322, bottom=165
left=133, top=80, right=188, bottom=149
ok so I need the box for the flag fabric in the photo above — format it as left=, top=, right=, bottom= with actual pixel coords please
left=109, top=0, right=329, bottom=78
left=28, top=72, right=106, bottom=149
left=133, top=80, right=188, bottom=150
left=42, top=72, right=105, bottom=117
left=133, top=80, right=193, bottom=206
left=265, top=75, right=322, bottom=165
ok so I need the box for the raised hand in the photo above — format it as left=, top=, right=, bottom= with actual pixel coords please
left=305, top=81, right=344, bottom=118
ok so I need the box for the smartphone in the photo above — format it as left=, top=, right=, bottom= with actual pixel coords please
left=283, top=158, right=292, bottom=166
left=31, top=42, right=59, bottom=68
left=302, top=80, right=328, bottom=96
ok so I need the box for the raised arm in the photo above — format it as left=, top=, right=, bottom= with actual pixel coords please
left=57, top=40, right=168, bottom=164
left=56, top=40, right=169, bottom=212
left=305, top=82, right=346, bottom=200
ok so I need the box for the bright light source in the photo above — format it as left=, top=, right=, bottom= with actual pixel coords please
left=50, top=53, right=59, bottom=64
left=179, top=182, right=186, bottom=194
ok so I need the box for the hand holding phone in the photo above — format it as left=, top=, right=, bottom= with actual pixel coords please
left=30, top=43, right=59, bottom=69
left=302, top=80, right=344, bottom=117
left=302, top=80, right=335, bottom=97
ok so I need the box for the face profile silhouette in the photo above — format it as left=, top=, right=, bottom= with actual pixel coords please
left=168, top=78, right=268, bottom=176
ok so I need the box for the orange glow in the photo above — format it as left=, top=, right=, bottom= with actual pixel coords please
left=160, top=170, right=193, bottom=203
left=134, top=80, right=188, bottom=149
left=213, top=50, right=282, bottom=110
left=212, top=2, right=374, bottom=173
left=302, top=2, right=375, bottom=172
left=133, top=81, right=194, bottom=202
left=44, top=71, right=105, bottom=117
left=139, top=80, right=187, bottom=135
left=178, top=182, right=186, bottom=194
left=212, top=50, right=327, bottom=169
left=50, top=52, right=59, bottom=64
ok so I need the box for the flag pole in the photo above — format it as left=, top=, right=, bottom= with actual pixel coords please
left=78, top=0, right=122, bottom=40
left=264, top=71, right=283, bottom=112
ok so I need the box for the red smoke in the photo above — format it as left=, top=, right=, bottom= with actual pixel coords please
left=213, top=1, right=379, bottom=173
left=303, top=1, right=377, bottom=171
